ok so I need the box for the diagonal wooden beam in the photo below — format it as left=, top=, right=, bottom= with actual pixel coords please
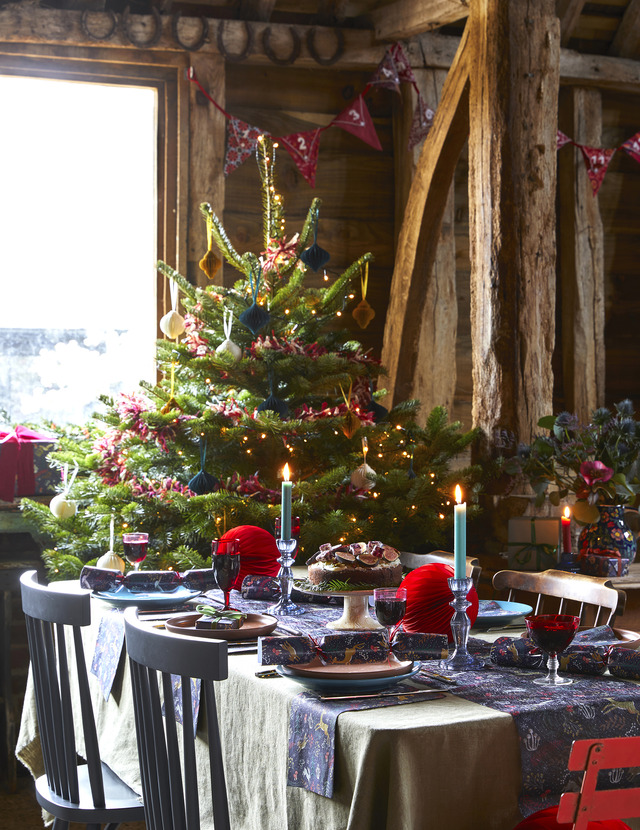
left=609, top=0, right=640, bottom=58
left=556, top=0, right=587, bottom=47
left=373, top=0, right=469, bottom=42
left=380, top=24, right=470, bottom=408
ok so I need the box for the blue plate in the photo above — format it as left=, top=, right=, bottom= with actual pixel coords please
left=472, top=599, right=532, bottom=629
left=276, top=662, right=420, bottom=692
left=93, top=585, right=201, bottom=608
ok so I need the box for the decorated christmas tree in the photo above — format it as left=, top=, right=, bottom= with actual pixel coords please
left=22, top=136, right=481, bottom=580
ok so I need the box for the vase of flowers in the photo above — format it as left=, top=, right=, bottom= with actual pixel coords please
left=507, top=400, right=640, bottom=570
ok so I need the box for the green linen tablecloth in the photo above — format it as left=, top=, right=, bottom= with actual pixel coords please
left=18, top=595, right=628, bottom=830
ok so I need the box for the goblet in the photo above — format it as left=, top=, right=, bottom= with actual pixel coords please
left=374, top=587, right=407, bottom=646
left=525, top=613, right=580, bottom=686
left=212, top=538, right=241, bottom=610
left=122, top=532, right=148, bottom=571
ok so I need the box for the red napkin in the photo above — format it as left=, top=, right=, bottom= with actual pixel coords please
left=218, top=525, right=280, bottom=589
left=513, top=805, right=630, bottom=829
left=399, top=563, right=479, bottom=638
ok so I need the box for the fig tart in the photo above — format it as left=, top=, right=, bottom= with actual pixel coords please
left=307, top=541, right=402, bottom=590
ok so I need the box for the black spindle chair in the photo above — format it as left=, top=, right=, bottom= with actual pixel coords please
left=20, top=570, right=145, bottom=830
left=124, top=606, right=231, bottom=830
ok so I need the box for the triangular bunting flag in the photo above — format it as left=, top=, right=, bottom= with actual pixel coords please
left=408, top=94, right=435, bottom=150
left=622, top=131, right=640, bottom=164
left=557, top=131, right=572, bottom=150
left=224, top=117, right=265, bottom=176
left=332, top=95, right=382, bottom=151
left=369, top=51, right=401, bottom=92
left=279, top=128, right=323, bottom=188
left=389, top=42, right=417, bottom=87
left=579, top=144, right=616, bottom=195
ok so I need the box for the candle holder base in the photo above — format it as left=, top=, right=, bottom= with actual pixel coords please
left=439, top=577, right=485, bottom=672
left=269, top=538, right=305, bottom=617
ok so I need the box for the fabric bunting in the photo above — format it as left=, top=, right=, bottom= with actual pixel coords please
left=224, top=117, right=266, bottom=176
left=369, top=51, right=401, bottom=92
left=389, top=41, right=418, bottom=87
left=579, top=144, right=616, bottom=195
left=279, top=128, right=323, bottom=187
left=409, top=96, right=435, bottom=149
left=556, top=130, right=572, bottom=150
left=622, top=130, right=640, bottom=164
left=332, top=94, right=382, bottom=151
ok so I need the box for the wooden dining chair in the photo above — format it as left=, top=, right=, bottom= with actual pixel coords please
left=399, top=550, right=482, bottom=587
left=19, top=569, right=145, bottom=830
left=492, top=569, right=626, bottom=627
left=123, top=607, right=231, bottom=830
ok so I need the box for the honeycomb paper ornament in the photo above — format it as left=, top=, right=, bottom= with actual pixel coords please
left=96, top=550, right=125, bottom=572
left=50, top=493, right=77, bottom=519
left=216, top=308, right=242, bottom=362
left=160, top=308, right=185, bottom=339
left=342, top=410, right=361, bottom=439
left=199, top=247, right=221, bottom=280
left=352, top=298, right=375, bottom=329
left=350, top=462, right=376, bottom=490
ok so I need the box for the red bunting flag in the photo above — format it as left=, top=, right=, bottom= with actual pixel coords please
left=389, top=42, right=417, bottom=87
left=369, top=51, right=401, bottom=92
left=332, top=95, right=382, bottom=151
left=557, top=131, right=573, bottom=150
left=408, top=95, right=435, bottom=149
left=622, top=131, right=640, bottom=164
left=579, top=144, right=616, bottom=195
left=279, top=128, right=323, bottom=188
left=224, top=117, right=266, bottom=176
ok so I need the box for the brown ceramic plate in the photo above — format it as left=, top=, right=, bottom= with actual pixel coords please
left=165, top=612, right=277, bottom=640
left=284, top=654, right=413, bottom=680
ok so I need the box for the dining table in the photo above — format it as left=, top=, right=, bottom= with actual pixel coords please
left=15, top=582, right=640, bottom=830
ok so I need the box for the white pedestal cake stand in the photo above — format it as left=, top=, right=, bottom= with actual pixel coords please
left=297, top=587, right=383, bottom=630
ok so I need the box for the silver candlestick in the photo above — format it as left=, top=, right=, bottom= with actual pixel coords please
left=270, top=538, right=305, bottom=616
left=440, top=577, right=484, bottom=670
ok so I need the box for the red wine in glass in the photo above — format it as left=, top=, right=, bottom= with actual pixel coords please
left=212, top=538, right=241, bottom=610
left=525, top=614, right=580, bottom=686
left=122, top=533, right=149, bottom=571
left=374, top=588, right=407, bottom=643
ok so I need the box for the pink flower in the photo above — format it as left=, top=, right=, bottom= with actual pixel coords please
left=580, top=460, right=614, bottom=487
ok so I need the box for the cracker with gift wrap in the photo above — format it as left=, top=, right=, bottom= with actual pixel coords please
left=505, top=517, right=560, bottom=571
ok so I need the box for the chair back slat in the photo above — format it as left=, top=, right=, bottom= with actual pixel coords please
left=125, top=608, right=230, bottom=830
left=55, top=623, right=81, bottom=805
left=399, top=550, right=482, bottom=586
left=72, top=626, right=105, bottom=807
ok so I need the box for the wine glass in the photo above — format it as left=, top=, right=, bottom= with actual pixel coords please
left=374, top=587, right=407, bottom=646
left=525, top=613, right=580, bottom=686
left=122, top=532, right=149, bottom=571
left=212, top=538, right=241, bottom=610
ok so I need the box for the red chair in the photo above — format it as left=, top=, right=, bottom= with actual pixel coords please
left=513, top=736, right=640, bottom=829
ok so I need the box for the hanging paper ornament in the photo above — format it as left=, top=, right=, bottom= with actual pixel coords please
left=216, top=308, right=242, bottom=362
left=300, top=205, right=330, bottom=272
left=161, top=362, right=182, bottom=413
left=339, top=381, right=360, bottom=438
left=96, top=516, right=125, bottom=572
left=49, top=462, right=78, bottom=519
left=160, top=279, right=185, bottom=338
left=257, top=371, right=289, bottom=419
left=239, top=259, right=270, bottom=334
left=188, top=439, right=220, bottom=495
left=199, top=213, right=222, bottom=279
left=367, top=379, right=388, bottom=423
left=352, top=262, right=375, bottom=329
left=351, top=437, right=376, bottom=490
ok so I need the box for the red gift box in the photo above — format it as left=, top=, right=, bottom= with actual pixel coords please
left=0, top=426, right=58, bottom=502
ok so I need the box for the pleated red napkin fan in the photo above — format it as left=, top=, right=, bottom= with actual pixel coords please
left=399, top=563, right=479, bottom=638
left=219, top=525, right=280, bottom=589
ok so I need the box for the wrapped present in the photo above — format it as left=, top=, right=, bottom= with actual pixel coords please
left=578, top=550, right=629, bottom=578
left=0, top=425, right=58, bottom=502
left=505, top=517, right=560, bottom=571
left=79, top=565, right=217, bottom=593
left=194, top=607, right=245, bottom=630
left=258, top=630, right=448, bottom=666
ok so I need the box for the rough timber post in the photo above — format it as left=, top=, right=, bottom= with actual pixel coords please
left=468, top=0, right=560, bottom=452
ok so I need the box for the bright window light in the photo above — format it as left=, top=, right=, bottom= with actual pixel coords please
left=0, top=75, right=157, bottom=426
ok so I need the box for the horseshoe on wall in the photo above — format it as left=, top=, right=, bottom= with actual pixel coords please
left=217, top=20, right=254, bottom=62
left=81, top=9, right=118, bottom=42
left=262, top=26, right=300, bottom=66
left=122, top=6, right=163, bottom=49
left=172, top=12, right=209, bottom=52
left=306, top=27, right=344, bottom=66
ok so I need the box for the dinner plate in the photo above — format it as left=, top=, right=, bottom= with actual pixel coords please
left=277, top=660, right=420, bottom=692
left=93, top=585, right=201, bottom=608
left=165, top=612, right=278, bottom=640
left=472, top=599, right=533, bottom=629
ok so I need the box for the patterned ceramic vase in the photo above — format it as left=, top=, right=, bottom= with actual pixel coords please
left=578, top=504, right=637, bottom=566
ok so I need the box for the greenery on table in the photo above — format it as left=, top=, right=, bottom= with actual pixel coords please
left=21, top=137, right=482, bottom=580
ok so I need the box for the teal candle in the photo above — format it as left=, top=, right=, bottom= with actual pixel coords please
left=281, top=464, right=292, bottom=540
left=453, top=485, right=466, bottom=579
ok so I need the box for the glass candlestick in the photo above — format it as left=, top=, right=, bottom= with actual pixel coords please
left=270, top=538, right=305, bottom=616
left=440, top=577, right=484, bottom=671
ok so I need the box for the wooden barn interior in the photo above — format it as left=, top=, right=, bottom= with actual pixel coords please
left=5, top=1, right=640, bottom=827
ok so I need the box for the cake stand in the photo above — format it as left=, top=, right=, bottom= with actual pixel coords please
left=296, top=586, right=383, bottom=631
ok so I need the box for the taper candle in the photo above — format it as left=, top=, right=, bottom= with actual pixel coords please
left=561, top=506, right=572, bottom=554
left=281, top=463, right=292, bottom=540
left=453, top=485, right=466, bottom=579
left=109, top=515, right=114, bottom=552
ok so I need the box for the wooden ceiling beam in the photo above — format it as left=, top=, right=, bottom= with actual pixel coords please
left=372, top=0, right=469, bottom=42
left=556, top=0, right=587, bottom=47
left=609, top=0, right=640, bottom=59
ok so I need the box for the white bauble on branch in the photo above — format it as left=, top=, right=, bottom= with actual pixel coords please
left=350, top=462, right=376, bottom=491
left=160, top=309, right=185, bottom=339
left=49, top=493, right=77, bottom=519
left=96, top=550, right=125, bottom=573
left=216, top=307, right=242, bottom=362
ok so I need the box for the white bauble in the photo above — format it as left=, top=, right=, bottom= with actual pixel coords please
left=96, top=550, right=125, bottom=573
left=50, top=493, right=77, bottom=519
left=160, top=309, right=185, bottom=339
left=350, top=463, right=376, bottom=491
left=216, top=338, right=242, bottom=362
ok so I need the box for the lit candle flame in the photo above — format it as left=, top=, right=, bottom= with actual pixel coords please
left=563, top=505, right=571, bottom=520
left=283, top=463, right=290, bottom=482
left=455, top=484, right=462, bottom=504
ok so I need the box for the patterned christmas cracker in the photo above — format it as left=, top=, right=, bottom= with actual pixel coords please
left=80, top=565, right=217, bottom=593
left=608, top=646, right=640, bottom=680
left=490, top=636, right=608, bottom=676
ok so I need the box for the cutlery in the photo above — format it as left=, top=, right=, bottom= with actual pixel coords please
left=417, top=669, right=458, bottom=685
left=486, top=623, right=526, bottom=632
left=255, top=669, right=281, bottom=679
left=319, top=688, right=444, bottom=702
left=228, top=647, right=258, bottom=655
